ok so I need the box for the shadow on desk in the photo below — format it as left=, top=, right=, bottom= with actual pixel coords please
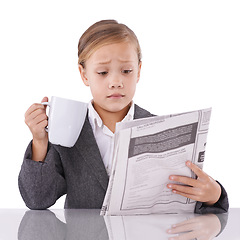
left=18, top=209, right=228, bottom=240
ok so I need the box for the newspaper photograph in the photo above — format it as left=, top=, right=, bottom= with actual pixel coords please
left=101, top=108, right=212, bottom=215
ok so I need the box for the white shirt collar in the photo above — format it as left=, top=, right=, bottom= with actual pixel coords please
left=88, top=101, right=135, bottom=133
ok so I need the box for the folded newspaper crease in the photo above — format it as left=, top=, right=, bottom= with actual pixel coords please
left=101, top=108, right=212, bottom=215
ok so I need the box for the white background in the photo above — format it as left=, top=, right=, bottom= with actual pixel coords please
left=0, top=0, right=239, bottom=209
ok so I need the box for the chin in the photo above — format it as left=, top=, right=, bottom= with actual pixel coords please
left=105, top=103, right=130, bottom=113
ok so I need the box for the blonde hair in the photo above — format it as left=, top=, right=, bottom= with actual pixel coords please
left=78, top=20, right=142, bottom=68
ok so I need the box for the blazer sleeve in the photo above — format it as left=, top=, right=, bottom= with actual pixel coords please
left=194, top=181, right=229, bottom=214
left=18, top=141, right=67, bottom=210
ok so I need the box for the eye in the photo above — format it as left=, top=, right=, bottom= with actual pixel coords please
left=97, top=71, right=108, bottom=76
left=122, top=69, right=133, bottom=74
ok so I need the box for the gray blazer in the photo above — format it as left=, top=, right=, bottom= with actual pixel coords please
left=18, top=105, right=228, bottom=213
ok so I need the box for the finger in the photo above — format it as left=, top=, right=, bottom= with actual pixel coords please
left=169, top=175, right=200, bottom=188
left=25, top=109, right=47, bottom=128
left=186, top=161, right=207, bottom=179
left=25, top=103, right=46, bottom=118
left=41, top=96, right=48, bottom=103
left=27, top=108, right=46, bottom=121
left=33, top=113, right=48, bottom=126
left=26, top=113, right=48, bottom=129
left=168, top=183, right=200, bottom=196
left=25, top=96, right=48, bottom=118
left=167, top=223, right=196, bottom=234
left=29, top=118, right=48, bottom=135
left=169, top=217, right=200, bottom=228
left=169, top=230, right=201, bottom=240
left=37, top=119, right=48, bottom=130
left=171, top=189, right=202, bottom=202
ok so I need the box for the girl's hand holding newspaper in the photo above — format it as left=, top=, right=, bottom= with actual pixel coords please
left=167, top=161, right=222, bottom=206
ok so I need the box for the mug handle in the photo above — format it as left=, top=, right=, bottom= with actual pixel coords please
left=42, top=102, right=51, bottom=107
left=41, top=102, right=50, bottom=132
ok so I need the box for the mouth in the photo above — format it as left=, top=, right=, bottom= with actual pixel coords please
left=107, top=93, right=125, bottom=99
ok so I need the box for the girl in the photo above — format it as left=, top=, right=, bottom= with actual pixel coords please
left=19, top=20, right=228, bottom=213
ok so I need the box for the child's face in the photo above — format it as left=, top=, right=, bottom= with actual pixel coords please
left=79, top=42, right=141, bottom=114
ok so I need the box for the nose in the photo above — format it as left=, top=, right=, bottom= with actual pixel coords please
left=108, top=76, right=123, bottom=89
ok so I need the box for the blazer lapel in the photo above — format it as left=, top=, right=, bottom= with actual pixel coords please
left=74, top=105, right=153, bottom=192
left=74, top=116, right=109, bottom=191
left=134, top=104, right=154, bottom=119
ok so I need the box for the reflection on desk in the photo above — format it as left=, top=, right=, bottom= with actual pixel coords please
left=17, top=209, right=228, bottom=240
left=105, top=213, right=227, bottom=240
left=1, top=208, right=239, bottom=239
left=18, top=209, right=108, bottom=240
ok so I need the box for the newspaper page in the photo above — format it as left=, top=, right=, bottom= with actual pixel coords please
left=101, top=108, right=211, bottom=216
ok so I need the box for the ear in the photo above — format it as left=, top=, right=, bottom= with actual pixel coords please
left=137, top=61, right=142, bottom=83
left=78, top=64, right=89, bottom=86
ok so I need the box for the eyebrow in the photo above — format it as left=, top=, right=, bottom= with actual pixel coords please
left=96, top=60, right=111, bottom=65
left=96, top=59, right=134, bottom=65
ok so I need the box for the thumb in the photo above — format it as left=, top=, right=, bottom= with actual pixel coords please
left=41, top=96, right=48, bottom=103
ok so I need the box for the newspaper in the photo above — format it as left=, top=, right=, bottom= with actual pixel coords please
left=100, top=108, right=211, bottom=215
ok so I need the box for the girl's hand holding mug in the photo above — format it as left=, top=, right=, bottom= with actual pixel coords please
left=25, top=97, right=49, bottom=142
left=24, top=96, right=88, bottom=161
left=24, top=97, right=49, bottom=162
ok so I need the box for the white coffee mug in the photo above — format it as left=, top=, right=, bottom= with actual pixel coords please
left=42, top=96, right=88, bottom=147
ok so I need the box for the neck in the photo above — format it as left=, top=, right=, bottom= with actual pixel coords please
left=93, top=103, right=131, bottom=133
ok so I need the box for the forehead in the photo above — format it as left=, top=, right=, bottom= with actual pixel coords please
left=89, top=42, right=138, bottom=64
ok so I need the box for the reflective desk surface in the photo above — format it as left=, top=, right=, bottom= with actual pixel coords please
left=0, top=208, right=239, bottom=239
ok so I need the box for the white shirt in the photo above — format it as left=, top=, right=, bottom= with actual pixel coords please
left=88, top=101, right=134, bottom=176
